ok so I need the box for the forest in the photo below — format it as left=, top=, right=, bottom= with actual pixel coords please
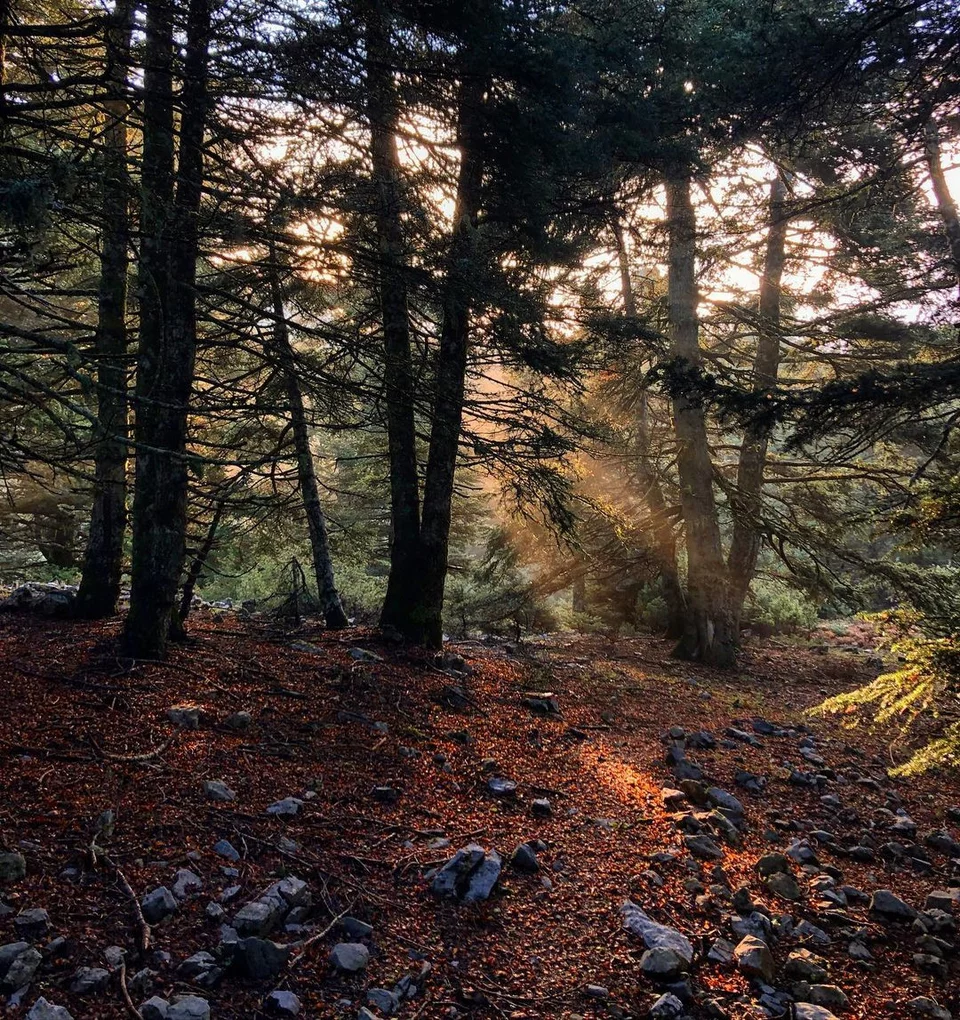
left=0, top=0, right=959, bottom=1018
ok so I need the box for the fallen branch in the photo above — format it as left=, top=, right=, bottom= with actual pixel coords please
left=89, top=728, right=181, bottom=763
left=102, top=854, right=152, bottom=954
left=118, top=958, right=143, bottom=1020
left=288, top=903, right=355, bottom=968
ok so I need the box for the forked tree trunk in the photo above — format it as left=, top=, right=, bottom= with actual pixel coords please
left=728, top=174, right=788, bottom=622
left=76, top=0, right=133, bottom=619
left=611, top=213, right=686, bottom=638
left=269, top=263, right=348, bottom=629
left=924, top=116, right=960, bottom=293
left=122, top=0, right=210, bottom=657
left=366, top=1, right=422, bottom=634
left=412, top=71, right=485, bottom=649
left=666, top=175, right=737, bottom=668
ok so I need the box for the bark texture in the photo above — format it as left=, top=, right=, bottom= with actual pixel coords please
left=924, top=116, right=960, bottom=292
left=76, top=0, right=133, bottom=619
left=366, top=1, right=422, bottom=634
left=413, top=71, right=485, bottom=648
left=122, top=0, right=210, bottom=657
left=666, top=175, right=737, bottom=668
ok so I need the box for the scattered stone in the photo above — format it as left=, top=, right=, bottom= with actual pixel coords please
left=264, top=990, right=301, bottom=1016
left=142, top=887, right=178, bottom=924
left=847, top=941, right=873, bottom=962
left=233, top=901, right=280, bottom=937
left=640, top=946, right=686, bottom=981
left=1, top=943, right=41, bottom=990
left=804, top=986, right=849, bottom=1013
left=906, top=996, right=952, bottom=1020
left=784, top=949, right=828, bottom=984
left=366, top=988, right=399, bottom=1014
left=511, top=843, right=539, bottom=872
left=621, top=901, right=694, bottom=965
left=167, top=996, right=210, bottom=1020
left=766, top=871, right=803, bottom=901
left=26, top=999, right=74, bottom=1020
left=734, top=935, right=775, bottom=981
left=70, top=966, right=111, bottom=994
left=224, top=711, right=252, bottom=731
left=585, top=984, right=608, bottom=997
left=870, top=889, right=917, bottom=921
left=14, top=907, right=50, bottom=939
left=684, top=834, right=724, bottom=860
left=341, top=917, right=373, bottom=939
left=925, top=890, right=959, bottom=912
left=349, top=648, right=381, bottom=662
left=203, top=780, right=236, bottom=802
left=213, top=839, right=240, bottom=862
left=531, top=798, right=552, bottom=817
left=707, top=938, right=735, bottom=965
left=266, top=797, right=302, bottom=817
left=756, top=853, right=789, bottom=877
left=649, top=992, right=684, bottom=1019
left=0, top=852, right=26, bottom=883
left=795, top=919, right=831, bottom=945
left=794, top=1006, right=840, bottom=1020
left=166, top=706, right=200, bottom=729
left=140, top=997, right=170, bottom=1020
left=330, top=942, right=369, bottom=972
left=430, top=845, right=502, bottom=903
left=235, top=938, right=290, bottom=980
left=523, top=696, right=560, bottom=716
left=172, top=869, right=203, bottom=900
left=486, top=777, right=517, bottom=797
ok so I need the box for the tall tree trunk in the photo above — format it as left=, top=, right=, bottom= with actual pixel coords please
left=269, top=261, right=348, bottom=629
left=666, top=175, right=737, bottom=668
left=611, top=213, right=686, bottom=638
left=122, top=0, right=210, bottom=657
left=365, top=1, right=422, bottom=634
left=728, top=174, right=788, bottom=622
left=413, top=72, right=485, bottom=649
left=76, top=0, right=133, bottom=619
left=924, top=116, right=960, bottom=293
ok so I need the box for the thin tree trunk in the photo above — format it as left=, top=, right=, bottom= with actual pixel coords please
left=611, top=213, right=686, bottom=638
left=76, top=0, right=133, bottom=619
left=666, top=175, right=737, bottom=668
left=122, top=0, right=210, bottom=657
left=179, top=500, right=223, bottom=623
left=728, top=174, right=788, bottom=621
left=269, top=262, right=348, bottom=629
left=365, top=1, right=422, bottom=634
left=924, top=116, right=960, bottom=293
left=414, top=72, right=486, bottom=649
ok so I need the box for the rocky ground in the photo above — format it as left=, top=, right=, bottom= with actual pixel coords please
left=0, top=607, right=957, bottom=1020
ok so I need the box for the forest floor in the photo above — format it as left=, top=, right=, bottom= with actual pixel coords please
left=0, top=610, right=957, bottom=1020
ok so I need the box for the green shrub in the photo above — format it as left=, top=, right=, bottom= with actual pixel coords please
left=746, top=578, right=819, bottom=633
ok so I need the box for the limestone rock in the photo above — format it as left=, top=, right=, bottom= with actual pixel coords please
left=142, top=887, right=178, bottom=924
left=0, top=853, right=26, bottom=883
left=26, top=999, right=74, bottom=1020
left=734, top=935, right=774, bottom=981
left=264, top=991, right=301, bottom=1016
left=330, top=942, right=369, bottom=972
left=167, top=996, right=210, bottom=1020
left=621, top=901, right=694, bottom=965
left=70, top=966, right=111, bottom=994
left=203, top=780, right=236, bottom=802
left=870, top=889, right=917, bottom=921
left=430, top=845, right=502, bottom=903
